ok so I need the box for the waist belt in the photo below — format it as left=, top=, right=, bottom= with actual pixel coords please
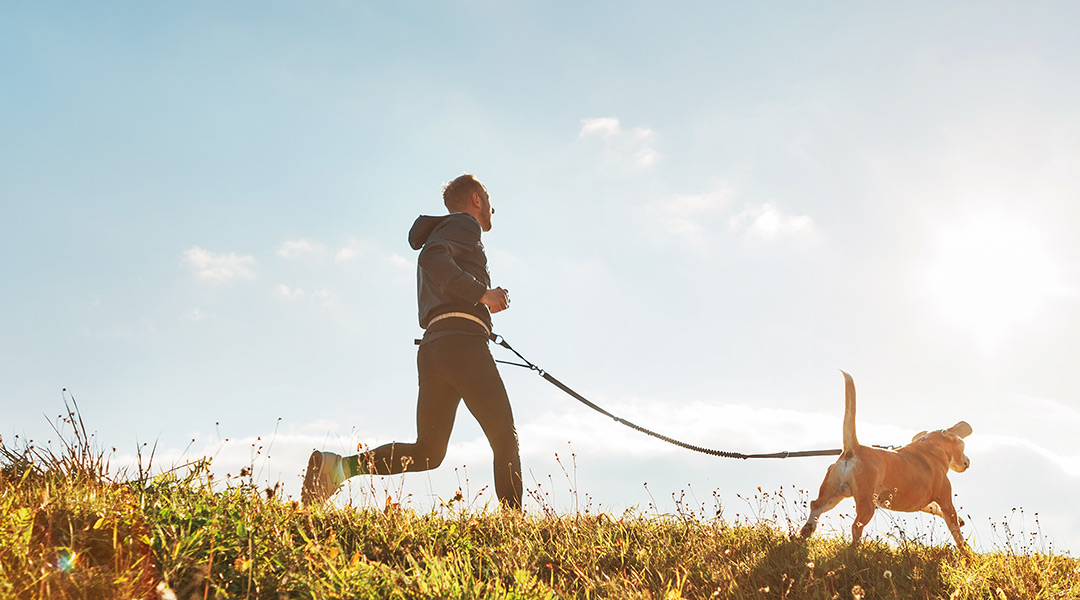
left=427, top=312, right=491, bottom=336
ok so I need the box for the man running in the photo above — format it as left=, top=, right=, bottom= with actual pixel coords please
left=301, top=173, right=522, bottom=510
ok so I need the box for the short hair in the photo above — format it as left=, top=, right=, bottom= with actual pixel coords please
left=442, top=173, right=485, bottom=211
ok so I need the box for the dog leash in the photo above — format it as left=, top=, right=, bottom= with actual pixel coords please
left=490, top=333, right=855, bottom=460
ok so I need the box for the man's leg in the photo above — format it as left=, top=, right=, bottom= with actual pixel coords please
left=303, top=342, right=461, bottom=506
left=361, top=377, right=460, bottom=475
left=308, top=335, right=521, bottom=509
left=443, top=337, right=522, bottom=510
left=344, top=339, right=462, bottom=477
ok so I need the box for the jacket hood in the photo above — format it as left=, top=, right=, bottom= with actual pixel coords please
left=409, top=213, right=480, bottom=250
left=408, top=215, right=446, bottom=250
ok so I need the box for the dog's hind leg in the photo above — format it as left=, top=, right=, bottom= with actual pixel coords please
left=800, top=476, right=846, bottom=540
left=850, top=493, right=878, bottom=546
left=800, top=497, right=843, bottom=539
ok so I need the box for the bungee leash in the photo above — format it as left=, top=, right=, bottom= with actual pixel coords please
left=490, top=333, right=883, bottom=460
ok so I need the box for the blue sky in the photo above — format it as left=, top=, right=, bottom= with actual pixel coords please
left=3, top=1, right=1080, bottom=553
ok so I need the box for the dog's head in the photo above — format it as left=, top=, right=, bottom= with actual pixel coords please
left=912, top=421, right=972, bottom=473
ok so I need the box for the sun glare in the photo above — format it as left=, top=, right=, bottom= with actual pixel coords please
left=925, top=215, right=1061, bottom=345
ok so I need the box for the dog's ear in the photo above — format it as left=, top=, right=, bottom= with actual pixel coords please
left=947, top=421, right=972, bottom=438
left=911, top=430, right=928, bottom=442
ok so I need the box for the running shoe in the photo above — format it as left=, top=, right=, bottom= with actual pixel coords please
left=301, top=450, right=346, bottom=506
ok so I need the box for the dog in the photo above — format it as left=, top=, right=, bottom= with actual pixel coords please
left=799, top=371, right=972, bottom=547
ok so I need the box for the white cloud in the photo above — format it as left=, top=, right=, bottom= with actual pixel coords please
left=729, top=202, right=817, bottom=241
left=968, top=434, right=1080, bottom=477
left=183, top=246, right=256, bottom=282
left=579, top=117, right=621, bottom=138
left=277, top=239, right=327, bottom=259
left=275, top=284, right=305, bottom=301
left=635, top=146, right=659, bottom=168
left=386, top=254, right=412, bottom=270
left=335, top=248, right=359, bottom=261
left=651, top=189, right=733, bottom=248
left=276, top=284, right=338, bottom=307
left=184, top=307, right=207, bottom=322
left=518, top=398, right=914, bottom=461
left=333, top=238, right=382, bottom=263
left=310, top=289, right=337, bottom=307
left=579, top=117, right=660, bottom=169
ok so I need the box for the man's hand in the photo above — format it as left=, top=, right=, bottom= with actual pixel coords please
left=480, top=287, right=510, bottom=313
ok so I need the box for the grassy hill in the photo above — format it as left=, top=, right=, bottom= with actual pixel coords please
left=2, top=421, right=1077, bottom=599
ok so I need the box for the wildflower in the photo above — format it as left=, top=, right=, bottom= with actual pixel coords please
left=156, top=582, right=178, bottom=600
left=852, top=585, right=865, bottom=600
left=884, top=570, right=892, bottom=580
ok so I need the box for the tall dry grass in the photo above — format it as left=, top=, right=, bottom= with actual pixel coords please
left=2, top=398, right=1077, bottom=599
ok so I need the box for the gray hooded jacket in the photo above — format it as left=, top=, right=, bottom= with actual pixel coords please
left=408, top=213, right=492, bottom=332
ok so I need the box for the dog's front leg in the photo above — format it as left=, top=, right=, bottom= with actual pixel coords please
left=921, top=501, right=966, bottom=528
left=933, top=495, right=968, bottom=549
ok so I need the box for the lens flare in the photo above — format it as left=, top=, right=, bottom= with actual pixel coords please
left=56, top=550, right=77, bottom=572
left=924, top=214, right=1062, bottom=346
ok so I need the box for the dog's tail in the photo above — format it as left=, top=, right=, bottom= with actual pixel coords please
left=841, top=370, right=858, bottom=451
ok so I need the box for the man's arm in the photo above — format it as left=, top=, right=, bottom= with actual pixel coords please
left=479, top=287, right=510, bottom=313
left=417, top=242, right=487, bottom=304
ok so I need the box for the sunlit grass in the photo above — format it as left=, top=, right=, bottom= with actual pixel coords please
left=2, top=402, right=1078, bottom=599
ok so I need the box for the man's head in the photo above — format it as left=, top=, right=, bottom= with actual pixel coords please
left=443, top=173, right=494, bottom=232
